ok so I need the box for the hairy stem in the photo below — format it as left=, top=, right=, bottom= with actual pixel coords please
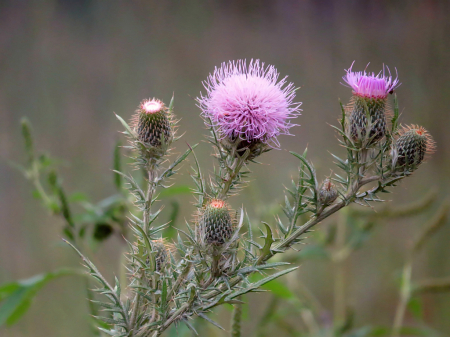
left=130, top=168, right=156, bottom=335
left=218, top=149, right=250, bottom=200
left=333, top=209, right=348, bottom=325
left=231, top=301, right=242, bottom=337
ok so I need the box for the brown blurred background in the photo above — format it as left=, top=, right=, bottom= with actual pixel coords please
left=1, top=1, right=449, bottom=336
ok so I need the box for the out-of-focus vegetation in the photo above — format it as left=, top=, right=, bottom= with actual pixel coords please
left=1, top=1, right=449, bottom=336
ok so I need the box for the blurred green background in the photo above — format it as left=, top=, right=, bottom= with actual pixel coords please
left=1, top=1, right=450, bottom=336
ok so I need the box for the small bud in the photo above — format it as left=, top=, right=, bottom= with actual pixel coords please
left=151, top=239, right=170, bottom=272
left=318, top=179, right=338, bottom=206
left=393, top=125, right=435, bottom=170
left=136, top=98, right=172, bottom=147
left=131, top=98, right=174, bottom=163
left=199, top=199, right=234, bottom=246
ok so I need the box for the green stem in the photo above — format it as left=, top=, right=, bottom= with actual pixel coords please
left=333, top=209, right=348, bottom=325
left=231, top=301, right=242, bottom=337
left=218, top=149, right=249, bottom=200
left=256, top=297, right=278, bottom=337
left=31, top=169, right=53, bottom=208
left=392, top=260, right=413, bottom=337
left=130, top=169, right=156, bottom=335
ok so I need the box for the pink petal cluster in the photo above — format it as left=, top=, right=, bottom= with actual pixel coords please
left=342, top=62, right=400, bottom=99
left=197, top=59, right=301, bottom=146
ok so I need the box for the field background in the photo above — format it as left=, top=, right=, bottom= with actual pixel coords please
left=1, top=1, right=450, bottom=336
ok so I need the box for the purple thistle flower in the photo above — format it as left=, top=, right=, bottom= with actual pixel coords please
left=197, top=59, right=301, bottom=146
left=342, top=62, right=400, bottom=99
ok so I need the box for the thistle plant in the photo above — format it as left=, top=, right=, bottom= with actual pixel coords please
left=3, top=59, right=438, bottom=336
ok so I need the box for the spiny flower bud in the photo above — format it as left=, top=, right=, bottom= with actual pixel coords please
left=199, top=199, right=234, bottom=246
left=136, top=98, right=172, bottom=146
left=152, top=239, right=170, bottom=272
left=348, top=96, right=387, bottom=143
left=394, top=125, right=435, bottom=170
left=318, top=179, right=338, bottom=206
left=342, top=63, right=400, bottom=145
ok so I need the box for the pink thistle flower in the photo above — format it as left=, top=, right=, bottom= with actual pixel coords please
left=197, top=59, right=301, bottom=146
left=141, top=98, right=164, bottom=114
left=342, top=62, right=400, bottom=99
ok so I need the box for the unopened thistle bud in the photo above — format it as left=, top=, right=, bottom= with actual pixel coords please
left=132, top=98, right=173, bottom=160
left=318, top=179, right=338, bottom=206
left=393, top=125, right=435, bottom=170
left=199, top=199, right=234, bottom=246
left=342, top=63, right=400, bottom=145
left=137, top=99, right=172, bottom=146
left=151, top=239, right=170, bottom=272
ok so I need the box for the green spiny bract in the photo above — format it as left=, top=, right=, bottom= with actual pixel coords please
left=393, top=125, right=435, bottom=170
left=221, top=136, right=270, bottom=161
left=198, top=199, right=234, bottom=246
left=318, top=179, right=338, bottom=206
left=347, top=96, right=387, bottom=145
left=132, top=98, right=174, bottom=163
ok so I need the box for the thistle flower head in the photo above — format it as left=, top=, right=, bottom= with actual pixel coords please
left=197, top=59, right=301, bottom=146
left=343, top=62, right=400, bottom=99
left=394, top=124, right=436, bottom=169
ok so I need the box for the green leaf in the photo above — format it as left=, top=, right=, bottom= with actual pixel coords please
left=0, top=268, right=81, bottom=326
left=197, top=312, right=225, bottom=330
left=20, top=117, right=34, bottom=164
left=297, top=245, right=330, bottom=260
left=69, top=192, right=88, bottom=203
left=158, top=144, right=198, bottom=182
left=248, top=275, right=295, bottom=299
left=133, top=225, right=155, bottom=272
left=407, top=296, right=423, bottom=320
left=57, top=185, right=75, bottom=229
left=226, top=267, right=298, bottom=300
left=168, top=94, right=175, bottom=113
left=113, top=140, right=122, bottom=190
left=113, top=171, right=145, bottom=208
left=158, top=185, right=192, bottom=198
left=391, top=94, right=400, bottom=134
left=259, top=223, right=275, bottom=260
left=115, top=113, right=134, bottom=137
